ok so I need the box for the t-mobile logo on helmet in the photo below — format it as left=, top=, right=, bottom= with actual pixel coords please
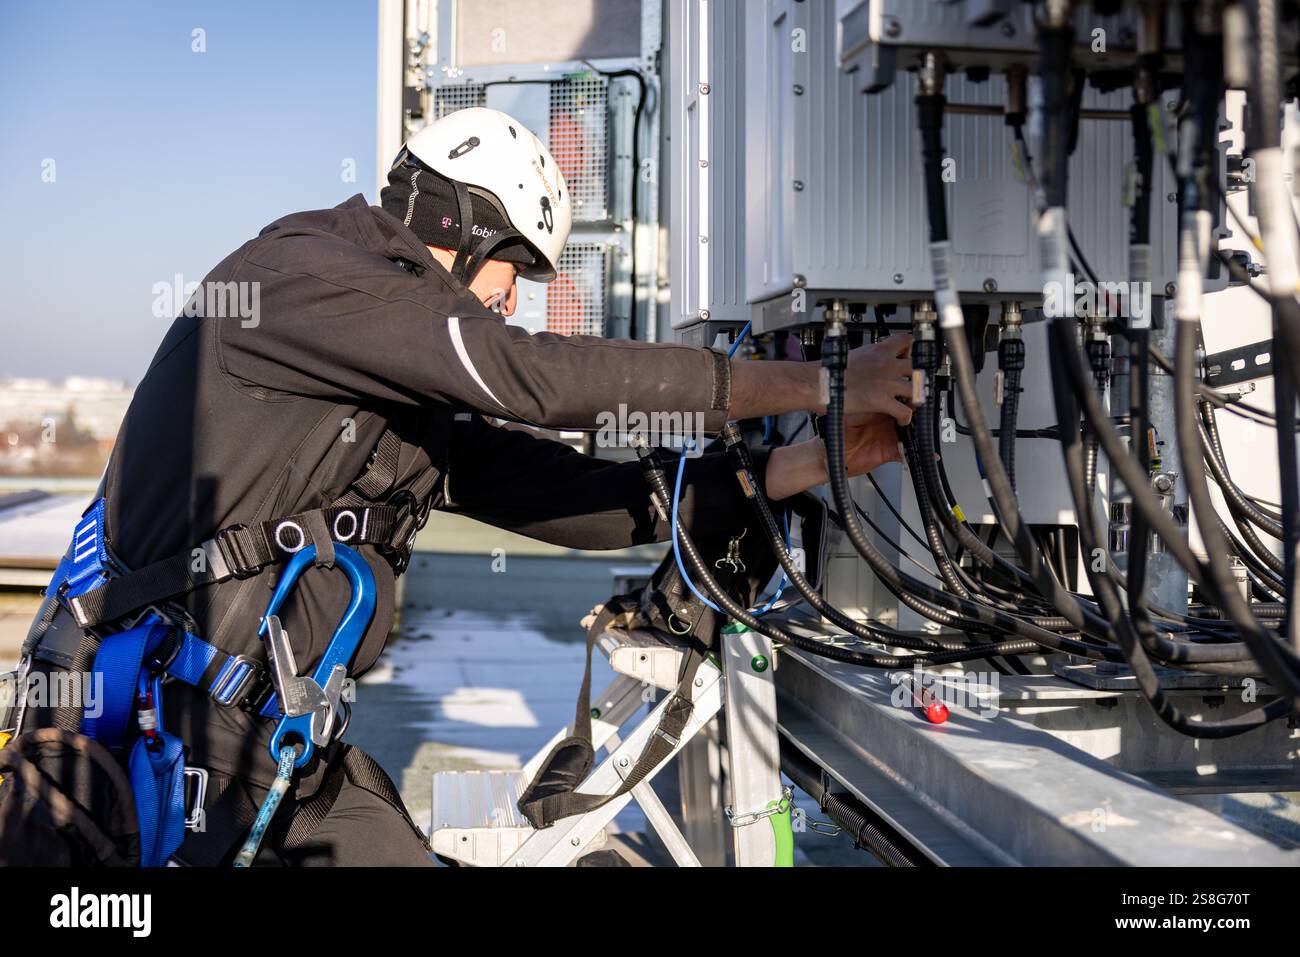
left=471, top=224, right=498, bottom=239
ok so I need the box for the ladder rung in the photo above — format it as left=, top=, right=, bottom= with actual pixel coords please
left=599, top=628, right=692, bottom=690
left=430, top=770, right=534, bottom=866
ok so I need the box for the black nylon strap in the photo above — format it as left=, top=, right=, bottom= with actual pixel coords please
left=65, top=426, right=422, bottom=630
left=282, top=748, right=349, bottom=853
left=280, top=745, right=429, bottom=854
left=65, top=505, right=404, bottom=630
left=462, top=227, right=527, bottom=288
left=517, top=602, right=708, bottom=830
left=450, top=180, right=477, bottom=281
left=350, top=429, right=402, bottom=501
left=303, top=510, right=335, bottom=568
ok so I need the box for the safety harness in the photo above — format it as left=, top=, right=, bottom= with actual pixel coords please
left=21, top=427, right=434, bottom=864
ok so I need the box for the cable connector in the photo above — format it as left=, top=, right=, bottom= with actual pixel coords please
left=820, top=300, right=850, bottom=409
left=911, top=301, right=938, bottom=405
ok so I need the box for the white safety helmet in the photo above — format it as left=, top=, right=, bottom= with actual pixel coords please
left=397, top=107, right=572, bottom=283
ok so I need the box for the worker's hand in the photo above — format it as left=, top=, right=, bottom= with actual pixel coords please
left=764, top=413, right=901, bottom=501
left=842, top=412, right=904, bottom=476
left=843, top=334, right=914, bottom=425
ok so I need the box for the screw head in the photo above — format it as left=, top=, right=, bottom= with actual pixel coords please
left=983, top=278, right=998, bottom=293
left=893, top=273, right=905, bottom=285
left=618, top=755, right=631, bottom=768
left=699, top=159, right=709, bottom=168
left=793, top=180, right=805, bottom=192
left=1165, top=282, right=1177, bottom=297
left=793, top=83, right=804, bottom=95
left=751, top=654, right=769, bottom=673
left=883, top=16, right=901, bottom=37
left=699, top=82, right=711, bottom=95
left=590, top=707, right=602, bottom=719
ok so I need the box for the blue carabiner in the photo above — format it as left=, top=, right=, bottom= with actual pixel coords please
left=257, top=542, right=377, bottom=768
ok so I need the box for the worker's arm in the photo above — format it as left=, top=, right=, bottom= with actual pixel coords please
left=439, top=414, right=902, bottom=550
left=218, top=238, right=914, bottom=432
left=438, top=417, right=764, bottom=550
left=729, top=333, right=914, bottom=425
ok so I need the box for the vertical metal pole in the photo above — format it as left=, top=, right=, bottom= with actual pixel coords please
left=1146, top=305, right=1191, bottom=615
left=677, top=717, right=727, bottom=866
left=721, top=625, right=789, bottom=866
left=375, top=0, right=408, bottom=199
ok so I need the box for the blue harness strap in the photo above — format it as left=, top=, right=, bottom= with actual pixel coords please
left=52, top=496, right=368, bottom=865
left=78, top=618, right=186, bottom=867
left=80, top=615, right=168, bottom=746
left=49, top=498, right=112, bottom=601
left=128, top=674, right=187, bottom=868
left=50, top=499, right=272, bottom=866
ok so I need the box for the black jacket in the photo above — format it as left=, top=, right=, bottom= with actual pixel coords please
left=97, top=196, right=767, bottom=787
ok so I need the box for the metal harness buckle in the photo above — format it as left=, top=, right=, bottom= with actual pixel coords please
left=182, top=767, right=208, bottom=831
left=210, top=654, right=263, bottom=708
left=213, top=524, right=260, bottom=580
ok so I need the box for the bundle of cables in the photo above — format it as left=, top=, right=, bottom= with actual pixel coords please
left=648, top=3, right=1297, bottom=738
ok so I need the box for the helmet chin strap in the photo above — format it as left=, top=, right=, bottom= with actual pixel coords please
left=449, top=179, right=528, bottom=288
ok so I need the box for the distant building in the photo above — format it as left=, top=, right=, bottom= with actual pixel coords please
left=0, top=377, right=133, bottom=441
left=0, top=378, right=133, bottom=476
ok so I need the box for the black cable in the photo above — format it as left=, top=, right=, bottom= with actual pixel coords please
left=866, top=472, right=932, bottom=553
left=821, top=317, right=1123, bottom=662
left=918, top=70, right=1126, bottom=646
left=1050, top=322, right=1285, bottom=732
left=1201, top=404, right=1286, bottom=536
left=638, top=443, right=1045, bottom=668
left=1202, top=405, right=1284, bottom=521
left=999, top=364, right=1022, bottom=491
left=721, top=428, right=969, bottom=652
left=781, top=741, right=924, bottom=867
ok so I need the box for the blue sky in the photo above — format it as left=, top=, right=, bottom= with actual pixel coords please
left=0, top=0, right=378, bottom=381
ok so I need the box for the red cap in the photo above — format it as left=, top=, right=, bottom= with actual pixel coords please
left=924, top=700, right=949, bottom=724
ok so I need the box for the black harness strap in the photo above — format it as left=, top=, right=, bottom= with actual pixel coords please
left=65, top=424, right=423, bottom=631
left=303, top=510, right=335, bottom=569
left=517, top=599, right=708, bottom=830
left=65, top=504, right=404, bottom=631
left=350, top=428, right=402, bottom=501
left=279, top=744, right=429, bottom=855
left=450, top=180, right=477, bottom=281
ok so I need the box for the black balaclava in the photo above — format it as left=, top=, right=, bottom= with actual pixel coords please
left=380, top=152, right=536, bottom=284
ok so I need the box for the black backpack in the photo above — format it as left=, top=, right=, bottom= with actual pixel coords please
left=0, top=728, right=141, bottom=866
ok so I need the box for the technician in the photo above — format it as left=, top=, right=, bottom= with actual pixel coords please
left=17, top=108, right=913, bottom=865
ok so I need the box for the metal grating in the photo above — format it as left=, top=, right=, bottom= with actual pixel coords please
left=549, top=75, right=609, bottom=222
left=431, top=83, right=487, bottom=119
left=547, top=242, right=607, bottom=336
